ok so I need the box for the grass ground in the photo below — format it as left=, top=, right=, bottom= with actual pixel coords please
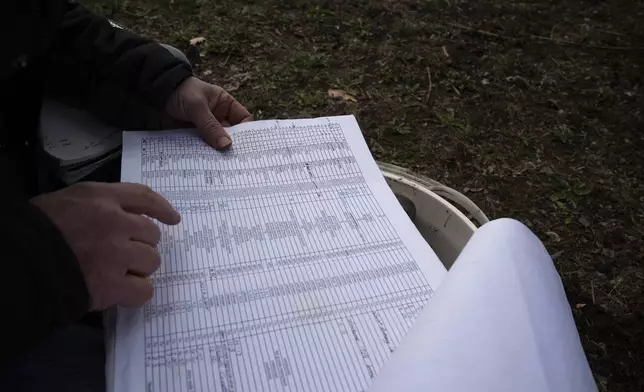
left=87, top=0, right=644, bottom=390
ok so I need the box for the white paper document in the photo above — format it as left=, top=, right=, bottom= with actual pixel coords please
left=369, top=218, right=597, bottom=392
left=111, top=115, right=447, bottom=391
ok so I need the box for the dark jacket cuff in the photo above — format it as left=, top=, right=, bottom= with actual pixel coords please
left=144, top=59, right=193, bottom=110
left=17, top=201, right=90, bottom=324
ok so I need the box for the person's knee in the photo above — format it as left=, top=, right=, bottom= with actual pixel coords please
left=160, top=44, right=192, bottom=70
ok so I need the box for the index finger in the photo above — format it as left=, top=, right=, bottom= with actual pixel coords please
left=110, top=183, right=181, bottom=225
left=212, top=92, right=252, bottom=125
left=229, top=99, right=253, bottom=124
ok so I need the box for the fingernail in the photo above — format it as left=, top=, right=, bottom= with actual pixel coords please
left=172, top=209, right=182, bottom=224
left=216, top=136, right=232, bottom=150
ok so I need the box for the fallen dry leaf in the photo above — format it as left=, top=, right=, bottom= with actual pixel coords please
left=463, top=187, right=484, bottom=193
left=545, top=231, right=561, bottom=242
left=189, top=37, right=206, bottom=46
left=551, top=250, right=564, bottom=260
left=328, top=89, right=357, bottom=102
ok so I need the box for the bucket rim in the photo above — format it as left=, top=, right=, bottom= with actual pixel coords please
left=377, top=161, right=490, bottom=227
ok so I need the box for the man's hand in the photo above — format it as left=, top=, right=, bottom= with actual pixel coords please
left=31, top=183, right=181, bottom=310
left=165, top=77, right=252, bottom=150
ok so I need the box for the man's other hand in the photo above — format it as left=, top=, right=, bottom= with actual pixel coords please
left=165, top=77, right=253, bottom=150
left=31, top=183, right=181, bottom=310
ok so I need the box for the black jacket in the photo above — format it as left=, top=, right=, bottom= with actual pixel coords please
left=0, top=0, right=192, bottom=368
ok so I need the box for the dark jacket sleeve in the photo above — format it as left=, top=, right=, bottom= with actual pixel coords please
left=45, top=1, right=193, bottom=129
left=0, top=199, right=89, bottom=368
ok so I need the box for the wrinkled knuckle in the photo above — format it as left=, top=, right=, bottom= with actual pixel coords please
left=100, top=209, right=128, bottom=232
left=142, top=219, right=162, bottom=245
left=149, top=249, right=162, bottom=268
left=73, top=181, right=96, bottom=190
left=203, top=117, right=221, bottom=130
left=72, top=182, right=101, bottom=196
left=119, top=213, right=139, bottom=229
left=107, top=231, right=127, bottom=250
left=180, top=92, right=202, bottom=108
left=133, top=184, right=157, bottom=202
left=97, top=199, right=120, bottom=214
left=214, top=93, right=231, bottom=108
left=122, top=246, right=141, bottom=268
left=85, top=198, right=116, bottom=220
left=144, top=285, right=155, bottom=301
left=135, top=184, right=155, bottom=195
left=144, top=185, right=159, bottom=199
left=187, top=93, right=203, bottom=105
left=151, top=224, right=162, bottom=243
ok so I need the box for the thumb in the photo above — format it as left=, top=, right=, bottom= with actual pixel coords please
left=191, top=101, right=232, bottom=150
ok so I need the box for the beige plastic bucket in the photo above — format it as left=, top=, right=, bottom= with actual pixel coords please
left=378, top=162, right=489, bottom=269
